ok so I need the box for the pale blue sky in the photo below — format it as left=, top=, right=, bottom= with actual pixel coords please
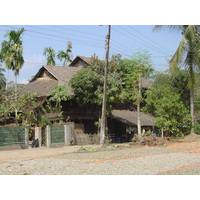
left=0, top=25, right=183, bottom=84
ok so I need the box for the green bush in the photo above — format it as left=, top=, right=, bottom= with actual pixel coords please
left=194, top=122, right=200, bottom=135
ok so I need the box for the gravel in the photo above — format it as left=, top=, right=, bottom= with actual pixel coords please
left=1, top=146, right=200, bottom=175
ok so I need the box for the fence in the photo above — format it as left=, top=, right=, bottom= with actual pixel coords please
left=74, top=133, right=100, bottom=145
left=45, top=123, right=99, bottom=147
left=0, top=126, right=29, bottom=150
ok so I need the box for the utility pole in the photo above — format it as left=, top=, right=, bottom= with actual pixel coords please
left=100, top=25, right=111, bottom=147
left=137, top=73, right=142, bottom=136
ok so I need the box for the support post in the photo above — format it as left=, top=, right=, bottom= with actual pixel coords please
left=100, top=25, right=111, bottom=147
left=46, top=125, right=51, bottom=148
left=24, top=126, right=29, bottom=149
left=35, top=127, right=42, bottom=147
left=69, top=123, right=75, bottom=145
left=64, top=125, right=70, bottom=145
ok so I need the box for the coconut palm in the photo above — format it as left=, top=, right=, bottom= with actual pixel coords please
left=1, top=28, right=25, bottom=93
left=43, top=47, right=56, bottom=66
left=153, top=25, right=200, bottom=132
left=57, top=48, right=72, bottom=66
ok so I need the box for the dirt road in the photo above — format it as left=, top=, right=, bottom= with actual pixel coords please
left=1, top=142, right=200, bottom=175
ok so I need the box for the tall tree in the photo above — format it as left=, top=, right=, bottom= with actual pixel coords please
left=123, top=50, right=153, bottom=135
left=43, top=47, right=56, bottom=66
left=153, top=25, right=200, bottom=132
left=57, top=48, right=72, bottom=66
left=1, top=28, right=25, bottom=93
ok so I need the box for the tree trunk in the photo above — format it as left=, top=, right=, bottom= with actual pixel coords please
left=137, top=103, right=141, bottom=135
left=14, top=74, right=17, bottom=93
left=161, top=128, right=164, bottom=138
left=188, top=60, right=195, bottom=134
left=14, top=74, right=18, bottom=119
left=190, top=87, right=195, bottom=133
left=5, top=68, right=9, bottom=90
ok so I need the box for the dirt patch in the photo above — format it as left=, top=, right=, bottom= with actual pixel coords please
left=177, top=133, right=200, bottom=143
left=130, top=135, right=173, bottom=146
left=130, top=133, right=200, bottom=147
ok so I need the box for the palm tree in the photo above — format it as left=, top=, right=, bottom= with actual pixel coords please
left=153, top=25, right=200, bottom=132
left=57, top=48, right=72, bottom=66
left=1, top=28, right=25, bottom=93
left=43, top=47, right=56, bottom=66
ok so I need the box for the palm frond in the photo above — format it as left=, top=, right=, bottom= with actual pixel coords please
left=153, top=25, right=183, bottom=32
left=169, top=36, right=188, bottom=72
left=184, top=25, right=196, bottom=41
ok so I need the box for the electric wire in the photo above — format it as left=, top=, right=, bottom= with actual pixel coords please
left=25, top=25, right=104, bottom=42
left=3, top=25, right=104, bottom=46
left=128, top=25, right=174, bottom=54
left=53, top=25, right=104, bottom=38
left=0, top=25, right=171, bottom=69
left=113, top=26, right=171, bottom=56
left=118, top=25, right=172, bottom=55
left=1, top=25, right=105, bottom=50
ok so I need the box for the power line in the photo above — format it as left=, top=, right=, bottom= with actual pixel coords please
left=0, top=26, right=132, bottom=59
left=114, top=26, right=171, bottom=56
left=128, top=25, right=174, bottom=54
left=118, top=25, right=172, bottom=56
left=26, top=25, right=104, bottom=42
left=2, top=25, right=105, bottom=50
left=0, top=25, right=172, bottom=68
left=53, top=25, right=104, bottom=38
left=4, top=25, right=104, bottom=46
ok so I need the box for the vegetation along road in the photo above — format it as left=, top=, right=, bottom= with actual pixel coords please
left=1, top=141, right=200, bottom=175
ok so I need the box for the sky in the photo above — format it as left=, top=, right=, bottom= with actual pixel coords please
left=0, top=25, right=183, bottom=84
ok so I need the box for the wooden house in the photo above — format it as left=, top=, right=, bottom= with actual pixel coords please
left=20, top=56, right=101, bottom=134
left=20, top=55, right=155, bottom=142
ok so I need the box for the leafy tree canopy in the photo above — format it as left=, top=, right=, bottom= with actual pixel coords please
left=143, top=85, right=191, bottom=137
left=153, top=70, right=190, bottom=108
left=70, top=65, right=124, bottom=112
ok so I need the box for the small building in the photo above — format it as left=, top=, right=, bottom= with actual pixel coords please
left=108, top=110, right=155, bottom=143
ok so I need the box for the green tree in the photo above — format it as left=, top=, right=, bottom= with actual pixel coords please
left=57, top=48, right=72, bottom=66
left=143, top=85, right=191, bottom=137
left=1, top=28, right=25, bottom=93
left=70, top=66, right=123, bottom=112
left=49, top=85, right=71, bottom=109
left=46, top=85, right=71, bottom=122
left=43, top=47, right=56, bottom=66
left=122, top=50, right=154, bottom=135
left=153, top=70, right=190, bottom=108
left=153, top=25, right=200, bottom=132
left=14, top=92, right=39, bottom=126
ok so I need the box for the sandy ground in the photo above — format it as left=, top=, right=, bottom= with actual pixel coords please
left=1, top=141, right=200, bottom=175
left=1, top=134, right=200, bottom=175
